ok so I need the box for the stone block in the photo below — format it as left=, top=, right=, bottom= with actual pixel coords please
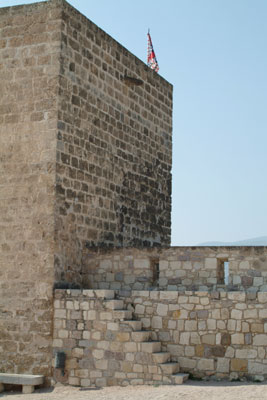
left=185, top=320, right=197, bottom=331
left=54, top=309, right=66, bottom=319
left=198, top=321, right=207, bottom=330
left=156, top=303, right=168, bottom=316
left=236, top=349, right=257, bottom=359
left=197, top=359, right=214, bottom=371
left=95, top=378, right=107, bottom=387
left=134, top=259, right=150, bottom=269
left=253, top=334, right=267, bottom=346
left=158, top=331, right=170, bottom=341
left=178, top=295, right=188, bottom=304
left=124, top=342, right=137, bottom=352
left=231, top=333, right=244, bottom=345
left=100, top=312, right=112, bottom=320
left=80, top=379, right=91, bottom=387
left=160, top=291, right=178, bottom=300
left=75, top=369, right=89, bottom=379
left=133, top=364, right=143, bottom=373
left=239, top=261, right=250, bottom=270
left=99, top=260, right=112, bottom=269
left=80, top=301, right=89, bottom=310
left=185, top=346, right=195, bottom=357
left=97, top=341, right=110, bottom=350
left=135, top=304, right=145, bottom=314
left=258, top=292, right=267, bottom=303
left=259, top=309, right=267, bottom=318
left=254, top=277, right=263, bottom=286
left=95, top=359, right=108, bottom=370
left=244, top=309, right=257, bottom=319
left=159, top=260, right=168, bottom=270
left=58, top=329, right=68, bottom=339
left=248, top=361, right=267, bottom=375
left=86, top=310, right=96, bottom=320
left=92, top=332, right=101, bottom=340
left=200, top=297, right=210, bottom=305
left=241, top=322, right=249, bottom=333
left=179, top=357, right=197, bottom=369
left=233, top=275, right=241, bottom=285
left=180, top=332, right=190, bottom=345
left=207, top=319, right=216, bottom=330
left=172, top=310, right=181, bottom=319
left=72, top=348, right=84, bottom=358
left=217, top=358, right=230, bottom=373
left=228, top=292, right=246, bottom=301
left=116, top=332, right=130, bottom=342
left=197, top=310, right=208, bottom=319
left=168, top=319, right=176, bottom=329
left=231, top=309, right=242, bottom=319
left=202, top=334, right=216, bottom=345
left=227, top=319, right=236, bottom=331
left=190, top=332, right=201, bottom=344
left=158, top=278, right=168, bottom=287
left=221, top=333, right=231, bottom=346
left=231, top=359, right=248, bottom=372
left=204, top=258, right=217, bottom=270
left=251, top=323, right=264, bottom=333
left=167, top=344, right=184, bottom=357
left=92, top=349, right=104, bottom=359
left=245, top=333, right=252, bottom=345
left=217, top=320, right=226, bottom=329
left=152, top=316, right=162, bottom=329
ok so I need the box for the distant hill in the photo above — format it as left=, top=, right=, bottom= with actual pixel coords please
left=198, top=236, right=267, bottom=246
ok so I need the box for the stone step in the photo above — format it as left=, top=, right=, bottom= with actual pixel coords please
left=152, top=352, right=171, bottom=364
left=140, top=341, right=161, bottom=353
left=122, top=320, right=142, bottom=331
left=159, top=362, right=180, bottom=375
left=131, top=331, right=151, bottom=342
left=170, top=373, right=189, bottom=385
left=112, top=310, right=132, bottom=320
left=105, top=300, right=124, bottom=310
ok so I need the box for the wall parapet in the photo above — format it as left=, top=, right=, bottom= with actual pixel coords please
left=82, top=246, right=267, bottom=292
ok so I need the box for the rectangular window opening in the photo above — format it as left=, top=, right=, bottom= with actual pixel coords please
left=224, top=261, right=229, bottom=285
left=217, top=259, right=229, bottom=285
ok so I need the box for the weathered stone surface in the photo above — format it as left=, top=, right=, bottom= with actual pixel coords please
left=217, top=359, right=230, bottom=373
left=253, top=334, right=267, bottom=346
left=231, top=359, right=248, bottom=372
left=197, top=359, right=214, bottom=371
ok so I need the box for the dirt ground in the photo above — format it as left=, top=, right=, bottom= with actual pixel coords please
left=1, top=381, right=267, bottom=400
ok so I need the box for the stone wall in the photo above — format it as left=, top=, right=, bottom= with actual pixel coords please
left=82, top=248, right=159, bottom=290
left=158, top=247, right=267, bottom=291
left=53, top=289, right=267, bottom=384
left=123, top=290, right=267, bottom=380
left=0, top=1, right=62, bottom=377
left=53, top=289, right=187, bottom=386
left=82, top=246, right=267, bottom=292
left=54, top=0, right=173, bottom=284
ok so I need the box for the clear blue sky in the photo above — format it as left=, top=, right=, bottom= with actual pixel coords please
left=3, top=0, right=267, bottom=245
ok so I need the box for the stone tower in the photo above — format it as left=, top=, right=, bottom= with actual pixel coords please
left=0, top=0, right=172, bottom=377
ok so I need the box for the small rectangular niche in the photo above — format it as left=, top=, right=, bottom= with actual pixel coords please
left=151, top=258, right=159, bottom=286
left=217, top=259, right=229, bottom=285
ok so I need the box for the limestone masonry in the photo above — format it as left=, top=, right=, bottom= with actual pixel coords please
left=0, top=0, right=267, bottom=389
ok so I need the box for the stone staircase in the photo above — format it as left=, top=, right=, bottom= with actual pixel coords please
left=103, top=293, right=189, bottom=385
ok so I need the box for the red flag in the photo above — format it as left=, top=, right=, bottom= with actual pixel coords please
left=147, top=31, right=159, bottom=72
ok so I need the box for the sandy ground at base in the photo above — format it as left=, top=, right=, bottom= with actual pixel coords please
left=1, top=381, right=267, bottom=400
